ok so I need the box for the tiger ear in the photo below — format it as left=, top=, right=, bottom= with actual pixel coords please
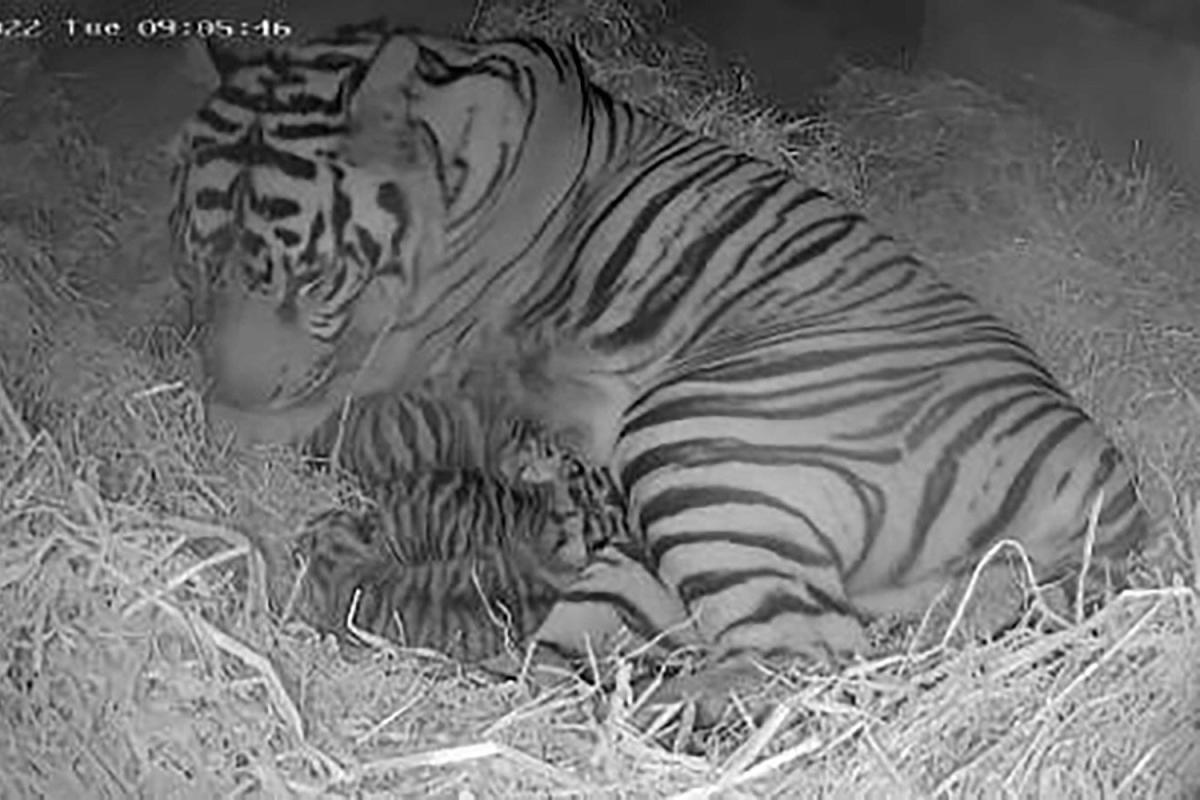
left=163, top=38, right=232, bottom=162
left=336, top=17, right=390, bottom=39
left=343, top=34, right=420, bottom=165
left=357, top=33, right=419, bottom=98
left=349, top=33, right=419, bottom=131
left=178, top=37, right=242, bottom=90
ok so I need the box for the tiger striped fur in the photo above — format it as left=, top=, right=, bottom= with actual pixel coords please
left=295, top=469, right=588, bottom=660
left=303, top=388, right=508, bottom=478
left=291, top=387, right=639, bottom=659
left=302, top=387, right=631, bottom=553
left=172, top=23, right=1149, bottom=678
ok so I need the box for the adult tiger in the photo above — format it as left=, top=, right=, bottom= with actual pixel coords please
left=171, top=22, right=1148, bottom=674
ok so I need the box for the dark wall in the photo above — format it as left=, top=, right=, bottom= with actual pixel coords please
left=1075, top=0, right=1200, bottom=42
left=920, top=0, right=1200, bottom=197
left=30, top=0, right=478, bottom=158
left=677, top=0, right=924, bottom=111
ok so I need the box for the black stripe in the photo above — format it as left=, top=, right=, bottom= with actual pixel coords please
left=195, top=106, right=241, bottom=135
left=197, top=136, right=317, bottom=180
left=622, top=436, right=899, bottom=498
left=624, top=372, right=940, bottom=435
left=640, top=483, right=835, bottom=550
left=840, top=252, right=920, bottom=292
left=215, top=83, right=348, bottom=116
left=965, top=414, right=1088, bottom=553
left=906, top=375, right=1062, bottom=451
left=677, top=566, right=795, bottom=607
left=715, top=587, right=827, bottom=638
left=556, top=588, right=660, bottom=644
left=575, top=149, right=723, bottom=330
left=274, top=121, right=349, bottom=140
left=596, top=174, right=787, bottom=351
left=252, top=194, right=301, bottom=221
left=887, top=389, right=1051, bottom=579
left=687, top=212, right=861, bottom=337
left=652, top=531, right=833, bottom=576
left=676, top=336, right=1043, bottom=386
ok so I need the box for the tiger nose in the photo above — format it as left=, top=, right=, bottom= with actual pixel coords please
left=201, top=311, right=338, bottom=411
left=198, top=297, right=298, bottom=409
left=201, top=330, right=284, bottom=409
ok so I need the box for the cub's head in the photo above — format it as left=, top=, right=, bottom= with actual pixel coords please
left=170, top=22, right=445, bottom=440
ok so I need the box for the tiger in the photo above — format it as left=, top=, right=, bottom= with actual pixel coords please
left=286, top=384, right=644, bottom=661
left=290, top=386, right=641, bottom=660
left=170, top=21, right=1149, bottom=688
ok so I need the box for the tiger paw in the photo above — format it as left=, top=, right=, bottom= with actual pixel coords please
left=640, top=657, right=772, bottom=728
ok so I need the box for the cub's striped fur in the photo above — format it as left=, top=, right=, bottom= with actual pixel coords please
left=303, top=387, right=631, bottom=552
left=294, top=468, right=627, bottom=660
left=291, top=388, right=639, bottom=660
left=174, top=23, right=1149, bottom=675
left=303, top=388, right=508, bottom=479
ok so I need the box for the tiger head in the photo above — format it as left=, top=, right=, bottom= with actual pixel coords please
left=170, top=24, right=445, bottom=440
left=171, top=24, right=585, bottom=442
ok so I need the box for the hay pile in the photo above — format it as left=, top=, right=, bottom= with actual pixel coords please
left=0, top=1, right=1196, bottom=796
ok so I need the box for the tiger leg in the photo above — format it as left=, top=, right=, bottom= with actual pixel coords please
left=625, top=479, right=872, bottom=661
left=529, top=543, right=705, bottom=662
left=481, top=347, right=868, bottom=669
left=615, top=403, right=874, bottom=665
left=601, top=477, right=871, bottom=720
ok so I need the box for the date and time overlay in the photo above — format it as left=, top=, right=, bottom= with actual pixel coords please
left=0, top=14, right=294, bottom=42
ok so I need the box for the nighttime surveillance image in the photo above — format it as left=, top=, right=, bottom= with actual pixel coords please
left=0, top=1, right=1196, bottom=797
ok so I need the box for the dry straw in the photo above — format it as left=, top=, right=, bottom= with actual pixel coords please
left=0, top=0, right=1196, bottom=797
